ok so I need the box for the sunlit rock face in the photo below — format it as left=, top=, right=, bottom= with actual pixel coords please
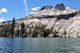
left=14, top=10, right=80, bottom=38
left=1, top=3, right=80, bottom=38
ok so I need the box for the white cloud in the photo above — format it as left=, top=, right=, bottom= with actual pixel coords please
left=0, top=17, right=5, bottom=22
left=30, top=6, right=41, bottom=14
left=30, top=12, right=35, bottom=14
left=0, top=8, right=8, bottom=14
left=31, top=6, right=41, bottom=11
left=32, top=8, right=38, bottom=11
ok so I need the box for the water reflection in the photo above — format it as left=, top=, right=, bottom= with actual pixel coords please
left=0, top=38, right=80, bottom=53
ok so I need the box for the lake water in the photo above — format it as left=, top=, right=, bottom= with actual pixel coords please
left=0, top=38, right=80, bottom=53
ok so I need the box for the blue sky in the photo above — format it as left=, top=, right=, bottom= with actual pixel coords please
left=0, top=0, right=80, bottom=22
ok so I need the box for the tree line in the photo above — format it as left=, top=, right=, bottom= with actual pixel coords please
left=0, top=17, right=67, bottom=37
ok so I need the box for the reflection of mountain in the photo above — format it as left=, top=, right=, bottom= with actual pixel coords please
left=1, top=3, right=80, bottom=38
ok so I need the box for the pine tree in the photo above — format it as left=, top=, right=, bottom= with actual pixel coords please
left=14, top=27, right=19, bottom=37
left=4, top=26, right=7, bottom=37
left=7, top=23, right=12, bottom=37
left=20, top=22, right=25, bottom=37
left=53, top=30, right=59, bottom=37
left=32, top=29, right=38, bottom=37
left=17, top=26, right=20, bottom=37
left=63, top=30, right=66, bottom=35
left=11, top=17, right=15, bottom=37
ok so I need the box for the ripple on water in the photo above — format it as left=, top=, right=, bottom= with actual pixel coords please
left=0, top=38, right=80, bottom=53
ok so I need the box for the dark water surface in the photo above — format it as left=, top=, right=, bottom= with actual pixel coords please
left=0, top=38, right=80, bottom=53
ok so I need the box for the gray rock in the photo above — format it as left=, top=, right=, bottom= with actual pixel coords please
left=55, top=3, right=65, bottom=10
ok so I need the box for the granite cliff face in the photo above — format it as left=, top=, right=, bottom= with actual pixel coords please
left=1, top=3, right=80, bottom=37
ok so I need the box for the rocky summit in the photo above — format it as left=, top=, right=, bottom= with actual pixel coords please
left=55, top=3, right=65, bottom=10
left=0, top=3, right=80, bottom=38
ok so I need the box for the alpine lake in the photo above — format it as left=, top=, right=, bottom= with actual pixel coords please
left=0, top=38, right=80, bottom=53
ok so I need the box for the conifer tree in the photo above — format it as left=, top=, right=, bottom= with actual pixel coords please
left=20, top=22, right=25, bottom=37
left=11, top=17, right=15, bottom=37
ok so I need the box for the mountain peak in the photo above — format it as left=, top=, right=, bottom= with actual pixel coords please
left=40, top=6, right=53, bottom=10
left=55, top=3, right=65, bottom=10
left=40, top=3, right=66, bottom=11
left=32, top=3, right=77, bottom=17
